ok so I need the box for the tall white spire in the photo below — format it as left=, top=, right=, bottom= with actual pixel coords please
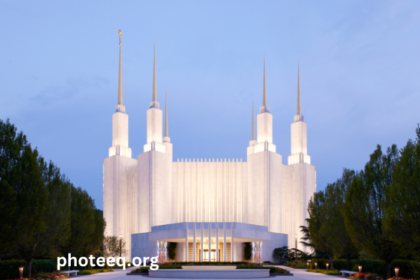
left=252, top=101, right=255, bottom=140
left=165, top=89, right=168, bottom=137
left=260, top=55, right=269, bottom=114
left=153, top=42, right=157, bottom=102
left=115, top=29, right=125, bottom=113
left=118, top=30, right=123, bottom=105
left=109, top=29, right=131, bottom=158
left=263, top=56, right=266, bottom=107
left=149, top=42, right=159, bottom=109
left=297, top=63, right=301, bottom=116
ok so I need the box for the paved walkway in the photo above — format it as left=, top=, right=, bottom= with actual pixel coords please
left=71, top=266, right=347, bottom=280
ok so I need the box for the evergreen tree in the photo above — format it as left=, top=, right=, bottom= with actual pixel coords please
left=272, top=246, right=288, bottom=264
left=81, top=209, right=105, bottom=261
left=342, top=145, right=403, bottom=278
left=324, top=169, right=358, bottom=269
left=15, top=147, right=48, bottom=277
left=0, top=119, right=30, bottom=258
left=385, top=126, right=420, bottom=258
left=307, top=191, right=336, bottom=268
left=69, top=186, right=96, bottom=257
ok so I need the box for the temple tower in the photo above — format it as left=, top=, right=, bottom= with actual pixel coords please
left=103, top=30, right=138, bottom=260
left=245, top=57, right=282, bottom=233
left=287, top=64, right=316, bottom=252
left=138, top=45, right=173, bottom=233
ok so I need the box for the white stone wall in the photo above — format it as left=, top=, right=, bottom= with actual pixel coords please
left=103, top=155, right=137, bottom=260
left=109, top=111, right=132, bottom=158
left=112, top=112, right=129, bottom=147
left=262, top=232, right=288, bottom=263
left=257, top=112, right=273, bottom=143
left=245, top=150, right=282, bottom=232
left=146, top=108, right=162, bottom=145
left=173, top=159, right=245, bottom=224
left=131, top=232, right=158, bottom=262
left=137, top=149, right=173, bottom=232
left=290, top=119, right=307, bottom=155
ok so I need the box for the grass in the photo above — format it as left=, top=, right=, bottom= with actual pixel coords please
left=307, top=269, right=342, bottom=275
left=78, top=268, right=114, bottom=275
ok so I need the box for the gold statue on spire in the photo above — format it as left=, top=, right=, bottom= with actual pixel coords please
left=115, top=29, right=122, bottom=45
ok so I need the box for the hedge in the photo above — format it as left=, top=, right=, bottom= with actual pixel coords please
left=0, top=259, right=56, bottom=279
left=309, top=259, right=420, bottom=278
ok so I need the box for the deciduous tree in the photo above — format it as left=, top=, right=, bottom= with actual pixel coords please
left=307, top=191, right=336, bottom=268
left=385, top=126, right=420, bottom=258
left=342, top=145, right=403, bottom=278
left=323, top=169, right=358, bottom=270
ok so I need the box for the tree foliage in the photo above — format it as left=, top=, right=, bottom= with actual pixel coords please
left=322, top=169, right=359, bottom=269
left=0, top=119, right=104, bottom=276
left=17, top=161, right=71, bottom=276
left=272, top=246, right=288, bottom=264
left=384, top=126, right=420, bottom=259
left=301, top=125, right=420, bottom=277
left=102, top=236, right=124, bottom=260
left=307, top=191, right=336, bottom=268
left=342, top=145, right=403, bottom=278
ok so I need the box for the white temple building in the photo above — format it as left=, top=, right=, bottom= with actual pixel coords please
left=103, top=35, right=316, bottom=263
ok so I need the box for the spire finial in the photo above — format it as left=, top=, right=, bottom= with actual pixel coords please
left=116, top=29, right=123, bottom=105
left=165, top=89, right=168, bottom=137
left=263, top=55, right=266, bottom=106
left=297, top=62, right=301, bottom=115
left=153, top=42, right=157, bottom=102
left=252, top=100, right=255, bottom=140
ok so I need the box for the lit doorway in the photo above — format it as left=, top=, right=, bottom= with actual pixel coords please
left=200, top=249, right=219, bottom=262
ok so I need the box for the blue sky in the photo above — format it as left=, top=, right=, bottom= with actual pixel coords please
left=1, top=0, right=419, bottom=209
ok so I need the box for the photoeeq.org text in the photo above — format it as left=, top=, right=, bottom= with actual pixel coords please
left=57, top=254, right=159, bottom=270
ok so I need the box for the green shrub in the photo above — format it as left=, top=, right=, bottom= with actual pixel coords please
left=0, top=259, right=56, bottom=279
left=332, top=259, right=348, bottom=270
left=78, top=268, right=114, bottom=275
left=268, top=267, right=289, bottom=274
left=309, top=259, right=328, bottom=269
left=238, top=266, right=289, bottom=274
left=167, top=242, right=177, bottom=260
left=0, top=260, right=26, bottom=279
left=289, top=260, right=307, bottom=269
left=244, top=243, right=252, bottom=261
left=310, top=258, right=420, bottom=278
left=307, top=269, right=341, bottom=275
left=389, top=260, right=420, bottom=279
left=159, top=265, right=182, bottom=269
left=326, top=270, right=342, bottom=275
left=351, top=259, right=386, bottom=276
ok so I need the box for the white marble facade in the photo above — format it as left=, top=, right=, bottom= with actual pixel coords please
left=103, top=48, right=316, bottom=261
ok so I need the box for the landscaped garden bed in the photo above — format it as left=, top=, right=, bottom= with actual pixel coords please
left=129, top=262, right=291, bottom=275
left=78, top=268, right=114, bottom=275
left=348, top=273, right=382, bottom=280
left=284, top=260, right=308, bottom=269
left=8, top=273, right=70, bottom=279
left=306, top=269, right=342, bottom=275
